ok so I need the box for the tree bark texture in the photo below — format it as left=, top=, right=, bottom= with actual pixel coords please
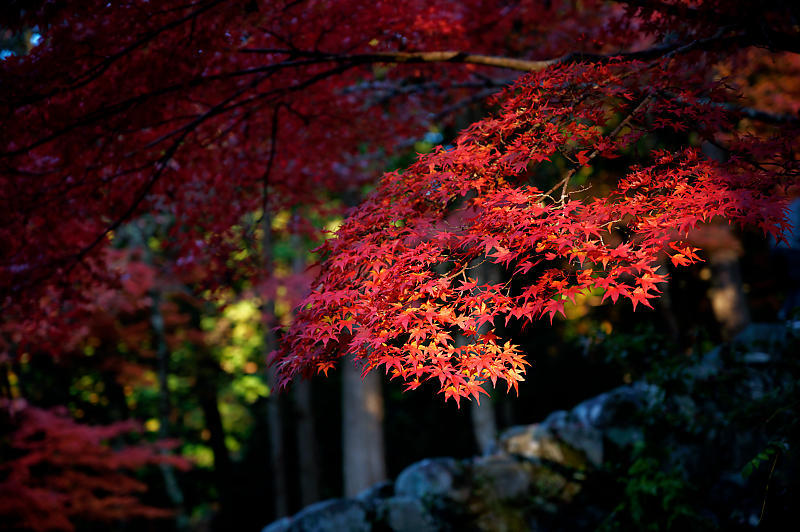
left=342, top=355, right=387, bottom=497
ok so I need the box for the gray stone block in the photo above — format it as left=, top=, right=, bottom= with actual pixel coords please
left=376, top=496, right=439, bottom=532
left=395, top=457, right=468, bottom=503
left=289, top=498, right=370, bottom=532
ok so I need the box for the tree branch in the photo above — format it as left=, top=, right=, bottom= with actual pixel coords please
left=661, top=90, right=800, bottom=125
left=544, top=95, right=653, bottom=200
left=2, top=31, right=753, bottom=160
left=240, top=32, right=746, bottom=73
left=617, top=0, right=800, bottom=54
left=9, top=0, right=229, bottom=108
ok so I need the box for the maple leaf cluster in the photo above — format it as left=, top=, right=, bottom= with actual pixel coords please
left=272, top=11, right=799, bottom=403
left=1, top=2, right=799, bottom=399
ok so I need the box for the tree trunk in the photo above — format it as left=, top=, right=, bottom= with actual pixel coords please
left=470, top=384, right=497, bottom=454
left=342, top=356, right=387, bottom=497
left=289, top=231, right=321, bottom=506
left=194, top=353, right=234, bottom=523
left=708, top=245, right=751, bottom=340
left=339, top=185, right=387, bottom=497
left=700, top=142, right=751, bottom=340
left=262, top=211, right=289, bottom=517
left=469, top=260, right=500, bottom=454
left=265, top=367, right=289, bottom=516
left=131, top=223, right=188, bottom=528
left=293, top=379, right=320, bottom=505
left=150, top=290, right=188, bottom=531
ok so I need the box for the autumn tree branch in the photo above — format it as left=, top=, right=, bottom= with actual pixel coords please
left=661, top=90, right=800, bottom=125
left=3, top=18, right=792, bottom=299
left=240, top=31, right=748, bottom=73
left=8, top=0, right=229, bottom=108
left=0, top=29, right=770, bottom=160
left=68, top=77, right=262, bottom=268
left=618, top=0, right=800, bottom=54
left=544, top=95, right=654, bottom=201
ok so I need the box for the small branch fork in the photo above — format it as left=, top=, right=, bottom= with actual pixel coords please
left=544, top=95, right=654, bottom=202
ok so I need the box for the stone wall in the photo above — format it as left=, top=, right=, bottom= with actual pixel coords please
left=263, top=322, right=799, bottom=531
left=262, top=381, right=660, bottom=532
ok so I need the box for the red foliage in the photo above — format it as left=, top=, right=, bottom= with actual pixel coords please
left=270, top=5, right=799, bottom=403
left=0, top=399, right=189, bottom=532
left=1, top=3, right=798, bottom=397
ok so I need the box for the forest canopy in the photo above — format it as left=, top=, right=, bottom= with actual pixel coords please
left=1, top=1, right=799, bottom=530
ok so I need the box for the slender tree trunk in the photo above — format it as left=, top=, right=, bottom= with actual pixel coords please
left=338, top=187, right=387, bottom=497
left=150, top=290, right=188, bottom=531
left=196, top=386, right=230, bottom=478
left=655, top=259, right=683, bottom=346
left=342, top=356, right=387, bottom=497
left=194, top=353, right=233, bottom=523
left=470, top=383, right=497, bottom=454
left=468, top=260, right=500, bottom=454
left=290, top=232, right=321, bottom=505
left=135, top=222, right=188, bottom=528
left=701, top=142, right=751, bottom=340
left=708, top=245, right=751, bottom=340
left=262, top=211, right=289, bottom=517
left=452, top=332, right=499, bottom=454
left=293, top=380, right=320, bottom=505
left=265, top=363, right=289, bottom=516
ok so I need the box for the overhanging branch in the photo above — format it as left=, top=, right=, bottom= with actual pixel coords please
left=240, top=32, right=747, bottom=73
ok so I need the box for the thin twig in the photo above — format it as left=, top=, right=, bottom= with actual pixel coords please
left=544, top=95, right=654, bottom=200
left=260, top=103, right=283, bottom=224
left=759, top=451, right=780, bottom=524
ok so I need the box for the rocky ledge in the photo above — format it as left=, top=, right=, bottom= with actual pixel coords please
left=263, top=322, right=800, bottom=531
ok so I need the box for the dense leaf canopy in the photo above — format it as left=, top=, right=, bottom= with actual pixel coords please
left=2, top=1, right=798, bottom=404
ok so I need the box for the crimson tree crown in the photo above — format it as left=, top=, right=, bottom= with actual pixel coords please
left=1, top=1, right=797, bottom=404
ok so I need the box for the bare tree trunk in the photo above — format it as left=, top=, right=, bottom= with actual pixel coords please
left=467, top=260, right=500, bottom=454
left=701, top=142, right=751, bottom=340
left=194, top=351, right=233, bottom=523
left=338, top=186, right=387, bottom=497
left=150, top=290, right=188, bottom=531
left=262, top=211, right=289, bottom=517
left=656, top=261, right=682, bottom=343
left=293, top=380, right=320, bottom=505
left=265, top=365, right=289, bottom=516
left=292, top=235, right=319, bottom=506
left=342, top=356, right=387, bottom=497
left=470, top=386, right=497, bottom=454
left=708, top=245, right=751, bottom=340
left=133, top=220, right=188, bottom=530
left=290, top=232, right=321, bottom=506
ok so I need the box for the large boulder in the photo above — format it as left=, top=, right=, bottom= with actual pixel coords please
left=499, top=383, right=656, bottom=468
